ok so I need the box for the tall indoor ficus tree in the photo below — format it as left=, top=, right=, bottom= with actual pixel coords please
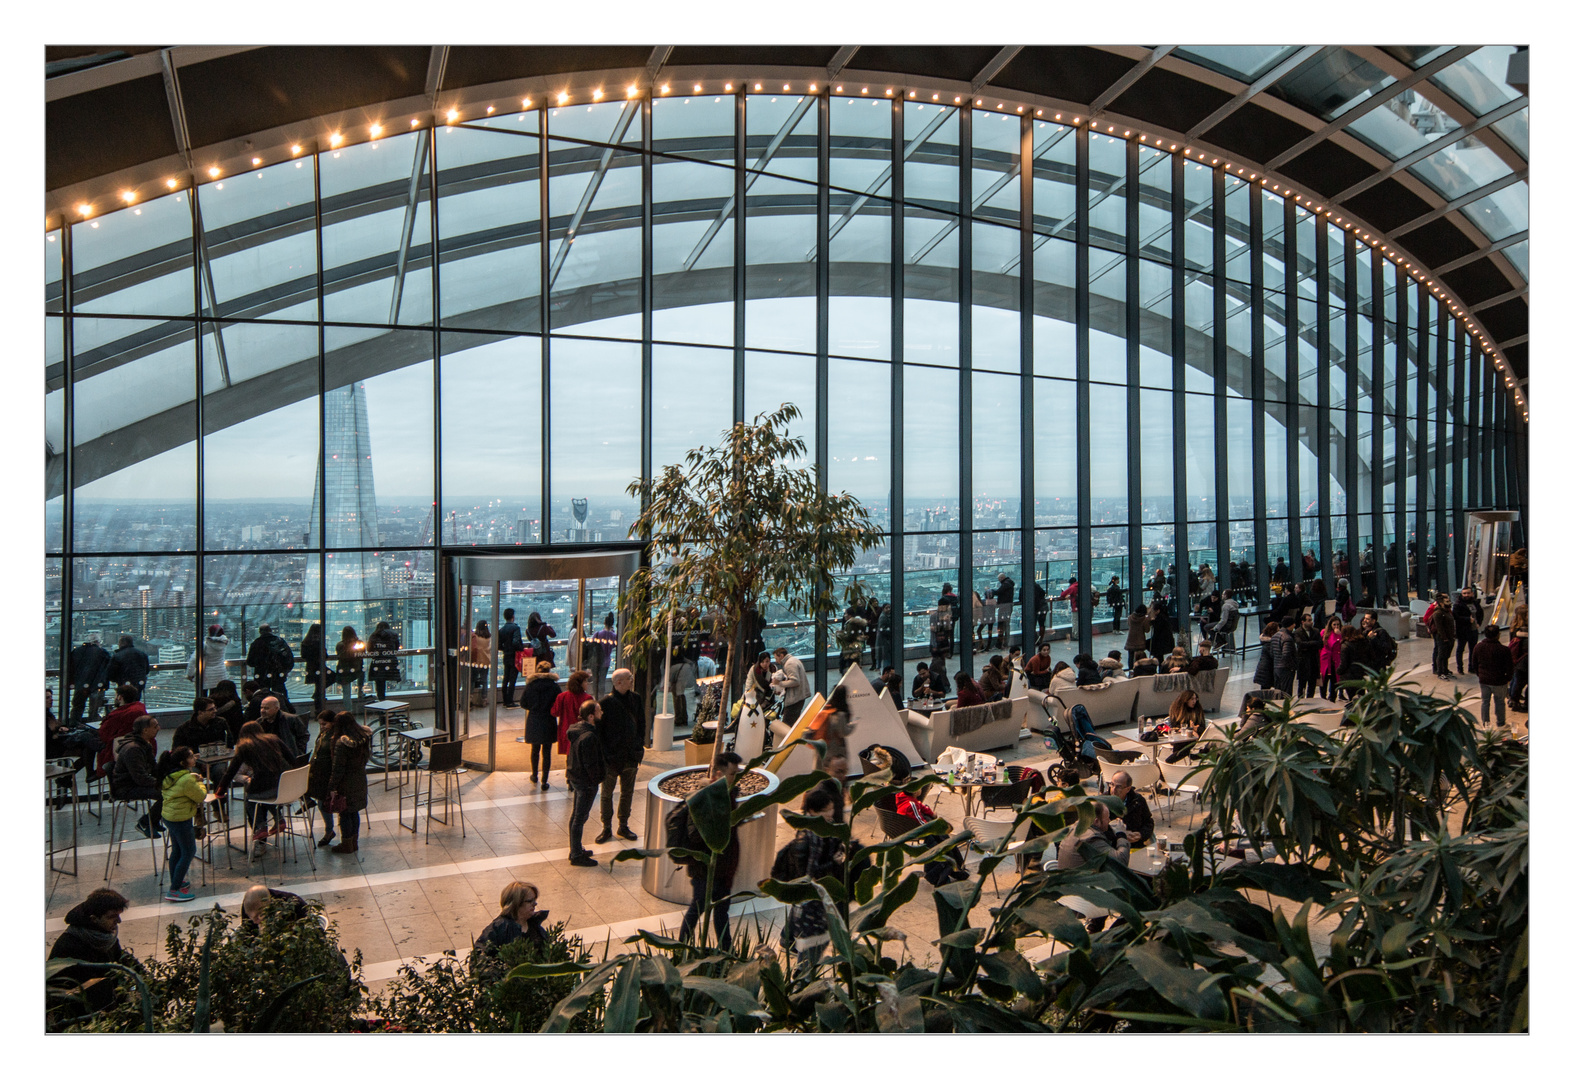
left=624, top=403, right=884, bottom=770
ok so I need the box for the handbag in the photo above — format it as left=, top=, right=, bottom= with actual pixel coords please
left=325, top=791, right=349, bottom=814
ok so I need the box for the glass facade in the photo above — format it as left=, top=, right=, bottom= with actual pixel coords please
left=44, top=92, right=1526, bottom=704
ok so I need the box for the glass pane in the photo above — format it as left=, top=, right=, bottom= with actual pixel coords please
left=46, top=558, right=62, bottom=678
left=207, top=553, right=320, bottom=702
left=1090, top=252, right=1126, bottom=383
left=828, top=358, right=890, bottom=530
left=322, top=327, right=435, bottom=547
left=1176, top=46, right=1298, bottom=81
left=1089, top=382, right=1126, bottom=522
left=745, top=172, right=818, bottom=353
left=1034, top=378, right=1077, bottom=524
left=1492, top=106, right=1528, bottom=157
left=653, top=155, right=735, bottom=347
left=549, top=336, right=641, bottom=536
left=202, top=322, right=319, bottom=550
left=972, top=221, right=1020, bottom=373
left=1034, top=528, right=1079, bottom=634
left=972, top=372, right=1020, bottom=529
left=1140, top=387, right=1173, bottom=526
left=746, top=93, right=818, bottom=184
left=1185, top=392, right=1215, bottom=519
left=1264, top=399, right=1288, bottom=518
left=547, top=139, right=642, bottom=339
left=72, top=191, right=193, bottom=319
left=902, top=206, right=957, bottom=367
left=904, top=365, right=958, bottom=527
left=653, top=344, right=732, bottom=473
left=651, top=94, right=733, bottom=165
left=1136, top=145, right=1172, bottom=262
left=72, top=320, right=197, bottom=552
left=1033, top=237, right=1075, bottom=379
left=1227, top=397, right=1255, bottom=520
left=1088, top=132, right=1126, bottom=246
left=1270, top=47, right=1393, bottom=121
left=1431, top=47, right=1521, bottom=116
left=1031, top=122, right=1076, bottom=236
left=547, top=99, right=641, bottom=148
left=46, top=317, right=64, bottom=552
left=971, top=108, right=1020, bottom=225
left=1138, top=258, right=1172, bottom=389
left=324, top=548, right=437, bottom=698
left=199, top=160, right=318, bottom=322
left=1184, top=276, right=1213, bottom=393
left=46, top=228, right=63, bottom=312
left=745, top=350, right=816, bottom=456
left=1408, top=134, right=1513, bottom=202
left=829, top=194, right=892, bottom=360
left=830, top=95, right=893, bottom=197
left=1346, top=90, right=1447, bottom=160
left=440, top=331, right=539, bottom=545
left=69, top=556, right=198, bottom=714
left=904, top=103, right=958, bottom=214
left=433, top=125, right=536, bottom=333
left=1460, top=180, right=1527, bottom=242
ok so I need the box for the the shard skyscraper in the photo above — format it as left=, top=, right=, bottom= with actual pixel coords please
left=307, top=382, right=380, bottom=603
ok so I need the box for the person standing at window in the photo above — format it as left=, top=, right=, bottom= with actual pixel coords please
left=335, top=626, right=366, bottom=711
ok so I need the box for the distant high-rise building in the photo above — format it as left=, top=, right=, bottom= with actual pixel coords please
left=138, top=584, right=151, bottom=641
left=307, top=382, right=380, bottom=603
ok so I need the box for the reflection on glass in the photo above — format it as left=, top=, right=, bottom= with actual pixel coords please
left=652, top=95, right=733, bottom=165
left=904, top=365, right=958, bottom=527
left=745, top=350, right=816, bottom=455
left=653, top=344, right=732, bottom=472
left=73, top=192, right=193, bottom=319
left=1032, top=122, right=1076, bottom=236
left=904, top=103, right=958, bottom=213
left=972, top=372, right=1020, bottom=528
left=1033, top=238, right=1075, bottom=379
left=547, top=139, right=642, bottom=338
left=1139, top=387, right=1174, bottom=525
left=47, top=229, right=63, bottom=312
left=547, top=100, right=641, bottom=148
left=829, top=96, right=893, bottom=196
left=1034, top=377, right=1077, bottom=524
left=745, top=94, right=817, bottom=184
left=68, top=555, right=198, bottom=712
left=970, top=108, right=1019, bottom=225
left=434, top=125, right=535, bottom=332
left=828, top=358, right=890, bottom=529
left=1089, top=382, right=1126, bottom=521
left=829, top=194, right=892, bottom=360
left=904, top=205, right=957, bottom=367
left=549, top=336, right=641, bottom=534
left=745, top=172, right=818, bottom=353
left=653, top=155, right=735, bottom=347
left=440, top=331, right=538, bottom=545
left=199, top=160, right=317, bottom=322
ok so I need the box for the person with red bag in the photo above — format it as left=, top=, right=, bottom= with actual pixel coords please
left=552, top=669, right=594, bottom=757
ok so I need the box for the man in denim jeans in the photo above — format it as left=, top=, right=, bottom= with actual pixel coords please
left=564, top=700, right=605, bottom=867
left=1471, top=625, right=1513, bottom=729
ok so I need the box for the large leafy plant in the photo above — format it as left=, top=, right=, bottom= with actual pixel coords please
left=623, top=403, right=884, bottom=768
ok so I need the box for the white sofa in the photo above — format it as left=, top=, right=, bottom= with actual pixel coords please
left=1030, top=678, right=1142, bottom=732
left=1133, top=672, right=1188, bottom=718
left=903, top=698, right=1022, bottom=763
left=1358, top=606, right=1412, bottom=640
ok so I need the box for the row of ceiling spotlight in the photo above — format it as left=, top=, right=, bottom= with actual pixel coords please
left=51, top=80, right=1527, bottom=421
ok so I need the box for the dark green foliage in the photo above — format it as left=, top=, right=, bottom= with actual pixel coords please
left=369, top=920, right=597, bottom=1032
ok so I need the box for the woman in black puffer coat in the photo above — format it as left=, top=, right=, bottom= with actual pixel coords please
left=305, top=709, right=338, bottom=847
left=521, top=660, right=562, bottom=788
left=366, top=621, right=402, bottom=701
left=326, top=711, right=372, bottom=855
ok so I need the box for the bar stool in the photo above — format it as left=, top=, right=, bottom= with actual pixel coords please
left=103, top=789, right=160, bottom=885
left=46, top=764, right=78, bottom=876
left=420, top=740, right=468, bottom=844
left=248, top=766, right=316, bottom=877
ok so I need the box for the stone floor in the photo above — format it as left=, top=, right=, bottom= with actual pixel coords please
left=44, top=631, right=1526, bottom=995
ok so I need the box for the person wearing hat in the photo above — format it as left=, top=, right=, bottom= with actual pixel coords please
left=521, top=659, right=562, bottom=786
left=1426, top=593, right=1456, bottom=679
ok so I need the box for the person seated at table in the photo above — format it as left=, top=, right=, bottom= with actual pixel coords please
left=1187, top=641, right=1219, bottom=676
left=171, top=697, right=229, bottom=761
left=954, top=671, right=985, bottom=709
left=471, top=881, right=550, bottom=978
left=1097, top=654, right=1126, bottom=682
left=215, top=721, right=290, bottom=858
left=211, top=680, right=245, bottom=747
left=95, top=684, right=147, bottom=780
left=1056, top=801, right=1130, bottom=871
left=861, top=744, right=912, bottom=784
left=978, top=655, right=1009, bottom=702
left=112, top=714, right=163, bottom=839
left=1108, top=770, right=1154, bottom=845
left=258, top=696, right=308, bottom=762
left=874, top=665, right=905, bottom=710
left=1236, top=696, right=1281, bottom=740
left=46, top=688, right=100, bottom=794
left=891, top=784, right=969, bottom=887
left=1161, top=690, right=1211, bottom=764
left=926, top=659, right=951, bottom=698
left=240, top=884, right=311, bottom=933
left=910, top=662, right=936, bottom=703
left=1047, top=660, right=1076, bottom=696
left=1024, top=643, right=1056, bottom=690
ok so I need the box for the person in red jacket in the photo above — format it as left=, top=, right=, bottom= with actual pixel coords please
left=1056, top=577, right=1080, bottom=615
left=551, top=669, right=593, bottom=756
left=94, top=684, right=147, bottom=777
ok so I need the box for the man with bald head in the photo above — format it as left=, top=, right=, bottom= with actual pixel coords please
left=258, top=695, right=307, bottom=760
left=594, top=668, right=646, bottom=843
left=1108, top=770, right=1154, bottom=845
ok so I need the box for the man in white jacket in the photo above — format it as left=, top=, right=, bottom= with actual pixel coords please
left=771, top=647, right=809, bottom=725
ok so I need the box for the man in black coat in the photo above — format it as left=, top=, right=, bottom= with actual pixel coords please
left=48, top=889, right=141, bottom=1021
left=564, top=700, right=606, bottom=867
left=497, top=608, right=525, bottom=707
left=595, top=668, right=646, bottom=844
left=1453, top=587, right=1485, bottom=675
left=111, top=715, right=163, bottom=837
left=246, top=624, right=295, bottom=701
left=678, top=752, right=745, bottom=951
left=107, top=636, right=151, bottom=697
left=258, top=696, right=308, bottom=761
left=68, top=634, right=111, bottom=725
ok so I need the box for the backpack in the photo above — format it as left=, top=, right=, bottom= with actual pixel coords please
left=663, top=800, right=704, bottom=868
left=266, top=634, right=295, bottom=676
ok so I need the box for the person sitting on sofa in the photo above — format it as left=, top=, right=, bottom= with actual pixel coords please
left=1131, top=655, right=1160, bottom=677
left=1074, top=655, right=1103, bottom=687
left=1097, top=654, right=1126, bottom=682
left=1160, top=647, right=1191, bottom=674
left=1047, top=660, right=1076, bottom=696
left=953, top=671, right=984, bottom=709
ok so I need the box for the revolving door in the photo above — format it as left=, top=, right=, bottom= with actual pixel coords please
left=446, top=549, right=641, bottom=771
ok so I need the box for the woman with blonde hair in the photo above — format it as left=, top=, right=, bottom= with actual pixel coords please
left=471, top=881, right=550, bottom=977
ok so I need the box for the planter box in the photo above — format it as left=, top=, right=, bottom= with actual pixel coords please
left=642, top=766, right=782, bottom=904
left=684, top=739, right=712, bottom=766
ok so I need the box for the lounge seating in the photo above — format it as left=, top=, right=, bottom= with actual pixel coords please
left=1132, top=673, right=1186, bottom=719
left=1032, top=679, right=1142, bottom=731
left=903, top=698, right=1021, bottom=763
left=1191, top=666, right=1231, bottom=713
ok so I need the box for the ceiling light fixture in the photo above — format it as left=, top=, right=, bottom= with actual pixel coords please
left=369, top=124, right=382, bottom=138
left=208, top=166, right=221, bottom=178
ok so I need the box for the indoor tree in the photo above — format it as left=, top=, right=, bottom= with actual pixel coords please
left=623, top=402, right=884, bottom=769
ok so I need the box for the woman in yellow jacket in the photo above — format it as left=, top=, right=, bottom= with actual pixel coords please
left=157, top=746, right=208, bottom=903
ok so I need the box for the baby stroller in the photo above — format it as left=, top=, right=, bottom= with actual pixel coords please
left=1042, top=703, right=1108, bottom=787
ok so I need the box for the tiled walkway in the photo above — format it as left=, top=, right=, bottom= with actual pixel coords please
left=45, top=632, right=1526, bottom=988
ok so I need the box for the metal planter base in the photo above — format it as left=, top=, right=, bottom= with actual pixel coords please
left=641, top=765, right=781, bottom=905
